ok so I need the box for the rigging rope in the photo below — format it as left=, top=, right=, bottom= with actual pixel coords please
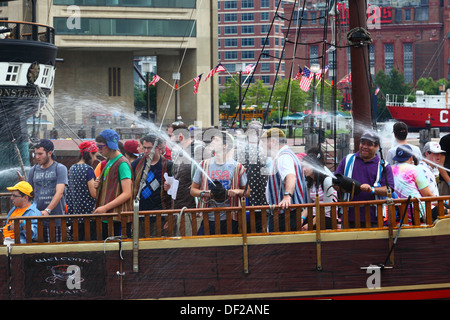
left=158, top=0, right=205, bottom=130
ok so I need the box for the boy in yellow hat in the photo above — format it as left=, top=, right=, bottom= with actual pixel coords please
left=4, top=181, right=41, bottom=244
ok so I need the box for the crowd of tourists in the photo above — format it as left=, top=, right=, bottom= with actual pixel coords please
left=4, top=120, right=450, bottom=244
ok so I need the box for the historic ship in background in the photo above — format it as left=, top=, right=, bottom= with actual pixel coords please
left=2, top=0, right=450, bottom=303
left=387, top=90, right=450, bottom=129
left=0, top=0, right=57, bottom=190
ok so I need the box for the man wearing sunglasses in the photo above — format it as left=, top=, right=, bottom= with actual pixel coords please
left=335, top=130, right=395, bottom=227
left=4, top=181, right=41, bottom=244
left=94, top=129, right=133, bottom=237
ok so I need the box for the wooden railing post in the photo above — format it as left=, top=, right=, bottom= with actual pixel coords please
left=315, top=193, right=322, bottom=271
left=241, top=197, right=249, bottom=274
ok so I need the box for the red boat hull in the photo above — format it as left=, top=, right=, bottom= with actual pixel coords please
left=387, top=105, right=450, bottom=128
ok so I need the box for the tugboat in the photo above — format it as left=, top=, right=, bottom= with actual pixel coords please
left=0, top=0, right=57, bottom=189
left=386, top=90, right=450, bottom=129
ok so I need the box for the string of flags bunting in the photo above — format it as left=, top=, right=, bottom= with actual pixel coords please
left=146, top=62, right=335, bottom=94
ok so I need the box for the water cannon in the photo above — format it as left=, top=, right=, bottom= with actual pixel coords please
left=332, top=173, right=361, bottom=196
left=210, top=179, right=227, bottom=203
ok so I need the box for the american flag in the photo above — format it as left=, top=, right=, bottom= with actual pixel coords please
left=204, top=63, right=226, bottom=81
left=299, top=67, right=314, bottom=92
left=148, top=73, right=160, bottom=86
left=193, top=74, right=203, bottom=94
left=315, top=65, right=329, bottom=80
left=292, top=66, right=303, bottom=80
left=338, top=72, right=352, bottom=84
left=374, top=86, right=380, bottom=95
left=244, top=63, right=256, bottom=74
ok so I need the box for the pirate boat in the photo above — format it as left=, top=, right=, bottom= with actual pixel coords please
left=2, top=0, right=450, bottom=302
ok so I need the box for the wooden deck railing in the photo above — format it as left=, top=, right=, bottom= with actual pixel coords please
left=2, top=193, right=450, bottom=245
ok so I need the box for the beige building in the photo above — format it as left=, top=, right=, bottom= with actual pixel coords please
left=1, top=0, right=219, bottom=131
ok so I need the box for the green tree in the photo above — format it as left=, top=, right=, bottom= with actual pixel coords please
left=272, top=78, right=308, bottom=112
left=415, top=77, right=449, bottom=95
left=219, top=75, right=239, bottom=117
left=134, top=85, right=157, bottom=114
left=245, top=79, right=270, bottom=107
left=374, top=68, right=412, bottom=121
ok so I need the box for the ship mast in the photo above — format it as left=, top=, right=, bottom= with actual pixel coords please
left=348, top=0, right=373, bottom=152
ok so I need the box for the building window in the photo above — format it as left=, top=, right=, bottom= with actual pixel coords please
left=224, top=13, right=237, bottom=22
left=384, top=43, right=394, bottom=75
left=260, top=25, right=269, bottom=34
left=5, top=64, right=20, bottom=83
left=224, top=38, right=237, bottom=47
left=224, top=1, right=237, bottom=9
left=310, top=12, right=317, bottom=24
left=261, top=37, right=270, bottom=46
left=224, top=26, right=237, bottom=34
left=241, top=12, right=254, bottom=21
left=54, top=18, right=196, bottom=37
left=224, top=51, right=237, bottom=59
left=241, top=25, right=254, bottom=34
left=404, top=9, right=411, bottom=21
left=261, top=75, right=270, bottom=83
left=261, top=0, right=269, bottom=8
left=40, top=66, right=53, bottom=86
left=53, top=0, right=196, bottom=8
left=241, top=51, right=255, bottom=59
left=369, top=44, right=375, bottom=76
left=404, top=43, right=413, bottom=84
left=241, top=38, right=254, bottom=47
left=415, top=7, right=429, bottom=21
left=241, top=0, right=254, bottom=9
left=224, top=64, right=236, bottom=72
left=260, top=63, right=270, bottom=72
left=310, top=45, right=318, bottom=65
left=108, top=67, right=121, bottom=97
left=261, top=12, right=269, bottom=21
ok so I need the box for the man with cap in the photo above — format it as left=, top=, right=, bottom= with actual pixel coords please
left=386, top=121, right=422, bottom=165
left=123, top=139, right=140, bottom=163
left=5, top=181, right=41, bottom=244
left=21, top=139, right=68, bottom=242
left=260, top=128, right=307, bottom=231
left=94, top=129, right=133, bottom=237
left=392, top=144, right=434, bottom=220
left=419, top=141, right=445, bottom=197
left=335, top=130, right=395, bottom=227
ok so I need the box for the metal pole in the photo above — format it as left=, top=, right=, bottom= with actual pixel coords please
left=175, top=80, right=178, bottom=121
left=239, top=71, right=242, bottom=128
left=146, top=72, right=150, bottom=120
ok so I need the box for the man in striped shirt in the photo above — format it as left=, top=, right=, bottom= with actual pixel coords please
left=260, top=128, right=307, bottom=231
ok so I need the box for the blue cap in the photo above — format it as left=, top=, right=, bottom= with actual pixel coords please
left=100, top=129, right=120, bottom=150
left=393, top=145, right=413, bottom=162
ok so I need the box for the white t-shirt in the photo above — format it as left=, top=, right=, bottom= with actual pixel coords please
left=386, top=142, right=422, bottom=165
left=265, top=145, right=296, bottom=202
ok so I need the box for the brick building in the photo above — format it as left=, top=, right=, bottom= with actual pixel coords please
left=283, top=0, right=450, bottom=86
left=217, top=0, right=292, bottom=88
